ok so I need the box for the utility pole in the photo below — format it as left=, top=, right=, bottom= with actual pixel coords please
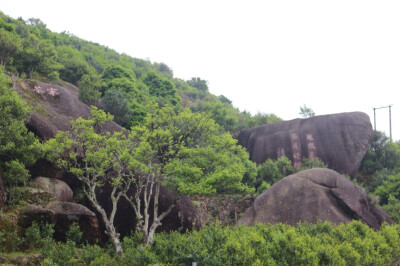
left=372, top=105, right=393, bottom=142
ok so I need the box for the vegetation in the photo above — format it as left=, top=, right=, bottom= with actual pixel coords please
left=44, top=106, right=253, bottom=252
left=32, top=221, right=400, bottom=265
left=1, top=9, right=400, bottom=264
left=0, top=11, right=280, bottom=134
left=0, top=66, right=41, bottom=188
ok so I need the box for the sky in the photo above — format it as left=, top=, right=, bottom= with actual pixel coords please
left=2, top=0, right=399, bottom=140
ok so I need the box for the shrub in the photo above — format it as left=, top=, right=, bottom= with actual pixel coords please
left=25, top=221, right=41, bottom=249
left=297, top=157, right=327, bottom=172
left=66, top=222, right=82, bottom=245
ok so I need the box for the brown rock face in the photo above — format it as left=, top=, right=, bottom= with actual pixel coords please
left=96, top=184, right=201, bottom=239
left=46, top=201, right=100, bottom=243
left=18, top=202, right=100, bottom=244
left=13, top=79, right=121, bottom=141
left=237, top=112, right=373, bottom=177
left=33, top=177, right=73, bottom=202
left=238, top=168, right=393, bottom=230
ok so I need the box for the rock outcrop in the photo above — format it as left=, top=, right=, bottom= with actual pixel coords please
left=96, top=184, right=201, bottom=239
left=237, top=112, right=373, bottom=177
left=14, top=79, right=202, bottom=238
left=238, top=168, right=392, bottom=230
left=46, top=201, right=100, bottom=243
left=18, top=202, right=100, bottom=244
left=13, top=79, right=121, bottom=141
left=33, top=177, right=73, bottom=202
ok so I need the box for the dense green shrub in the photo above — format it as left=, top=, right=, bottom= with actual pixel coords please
left=382, top=196, right=400, bottom=224
left=297, top=157, right=327, bottom=172
left=37, top=221, right=400, bottom=265
left=375, top=172, right=400, bottom=204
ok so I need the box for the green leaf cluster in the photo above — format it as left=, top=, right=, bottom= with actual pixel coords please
left=0, top=66, right=41, bottom=188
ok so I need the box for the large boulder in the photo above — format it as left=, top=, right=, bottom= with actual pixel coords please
left=237, top=112, right=373, bottom=177
left=33, top=177, right=73, bottom=202
left=46, top=201, right=100, bottom=243
left=238, top=168, right=392, bottom=230
left=17, top=202, right=100, bottom=244
left=13, top=79, right=121, bottom=141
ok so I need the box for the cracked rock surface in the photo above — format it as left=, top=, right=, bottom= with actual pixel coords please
left=238, top=168, right=392, bottom=229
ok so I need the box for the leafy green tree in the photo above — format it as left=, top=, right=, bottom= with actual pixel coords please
left=103, top=89, right=132, bottom=127
left=299, top=104, right=315, bottom=118
left=0, top=66, right=41, bottom=188
left=44, top=106, right=253, bottom=247
left=123, top=106, right=253, bottom=244
left=15, top=33, right=61, bottom=78
left=255, top=156, right=294, bottom=192
left=44, top=107, right=132, bottom=256
left=0, top=29, right=22, bottom=67
left=190, top=100, right=238, bottom=132
left=360, top=131, right=400, bottom=175
left=143, top=71, right=181, bottom=105
left=187, top=77, right=208, bottom=93
left=77, top=74, right=102, bottom=106
left=56, top=45, right=93, bottom=85
left=375, top=172, right=400, bottom=204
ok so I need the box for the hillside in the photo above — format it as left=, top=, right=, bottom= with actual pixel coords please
left=0, top=11, right=281, bottom=134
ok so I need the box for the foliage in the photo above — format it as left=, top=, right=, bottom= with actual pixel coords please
left=44, top=107, right=130, bottom=256
left=102, top=89, right=132, bottom=127
left=299, top=104, right=315, bottom=118
left=24, top=221, right=41, bottom=249
left=0, top=217, right=22, bottom=253
left=143, top=70, right=181, bottom=105
left=0, top=28, right=22, bottom=68
left=254, top=156, right=294, bottom=192
left=0, top=66, right=41, bottom=189
left=77, top=73, right=102, bottom=106
left=382, top=196, right=400, bottom=224
left=297, top=157, right=327, bottom=172
left=0, top=11, right=283, bottom=133
left=359, top=131, right=400, bottom=175
left=66, top=222, right=82, bottom=245
left=375, top=172, right=400, bottom=204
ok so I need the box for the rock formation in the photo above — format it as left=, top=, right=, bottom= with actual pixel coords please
left=14, top=79, right=201, bottom=238
left=33, top=177, right=73, bottom=202
left=46, top=201, right=100, bottom=243
left=13, top=79, right=121, bottom=141
left=96, top=184, right=201, bottom=239
left=238, top=168, right=392, bottom=230
left=18, top=202, right=100, bottom=244
left=237, top=112, right=373, bottom=177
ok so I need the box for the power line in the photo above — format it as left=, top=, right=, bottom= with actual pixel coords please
left=373, top=105, right=393, bottom=142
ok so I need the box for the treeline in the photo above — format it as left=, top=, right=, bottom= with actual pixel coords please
left=0, top=11, right=281, bottom=133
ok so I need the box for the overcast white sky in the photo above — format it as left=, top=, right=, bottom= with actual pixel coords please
left=2, top=0, right=399, bottom=140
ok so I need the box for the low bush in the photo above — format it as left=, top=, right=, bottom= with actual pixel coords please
left=38, top=221, right=400, bottom=265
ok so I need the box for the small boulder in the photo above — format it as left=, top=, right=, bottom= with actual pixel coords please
left=34, top=176, right=73, bottom=202
left=46, top=201, right=100, bottom=244
left=18, top=204, right=56, bottom=228
left=238, top=168, right=392, bottom=230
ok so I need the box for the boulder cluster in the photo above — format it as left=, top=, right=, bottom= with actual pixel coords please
left=10, top=79, right=393, bottom=241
